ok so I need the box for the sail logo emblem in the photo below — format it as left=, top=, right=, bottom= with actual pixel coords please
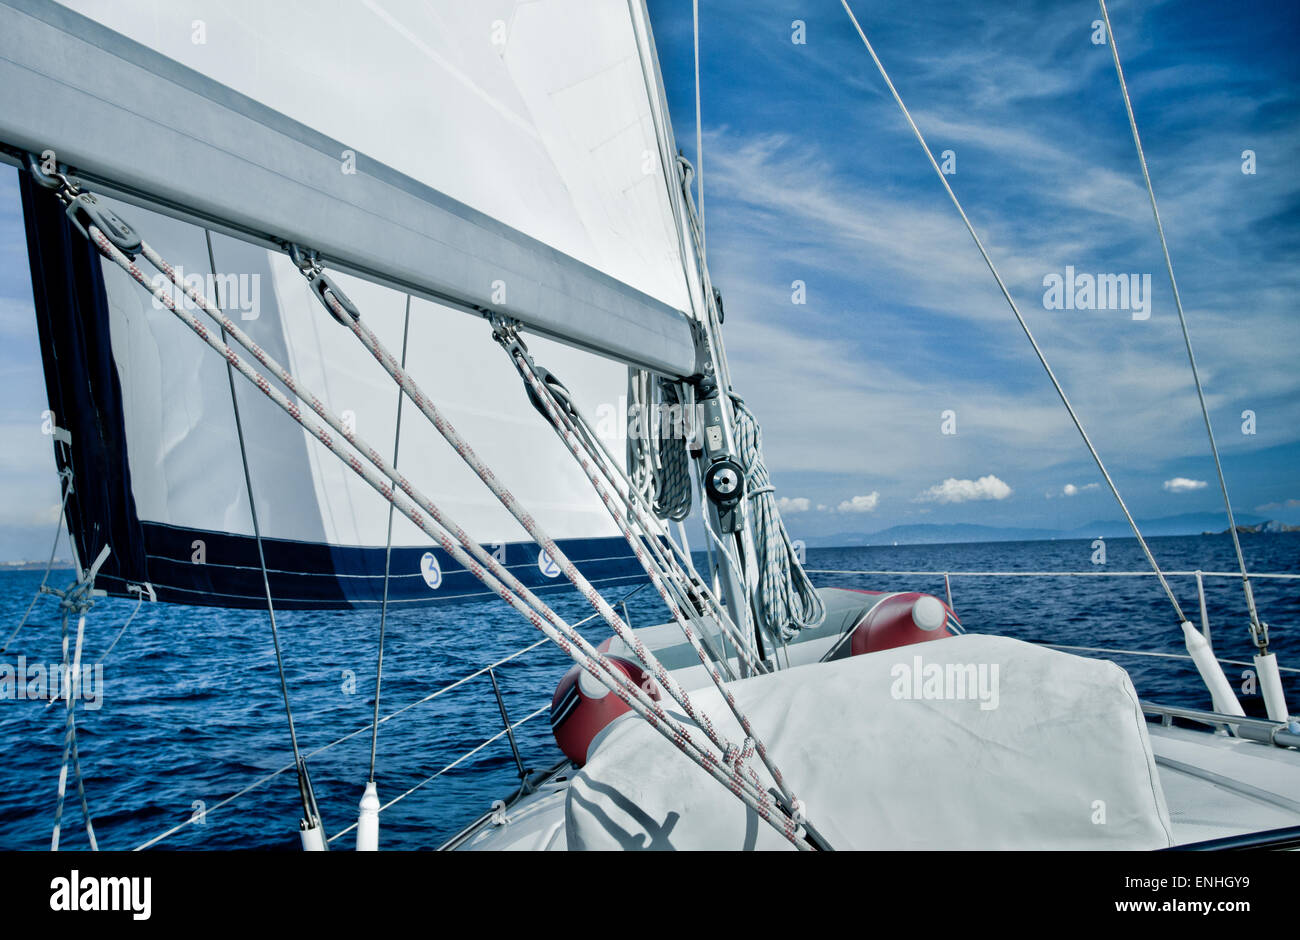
left=538, top=550, right=561, bottom=578
left=420, top=552, right=443, bottom=590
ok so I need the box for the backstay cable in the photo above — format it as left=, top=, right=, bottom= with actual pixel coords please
left=1096, top=0, right=1265, bottom=649
left=840, top=0, right=1189, bottom=626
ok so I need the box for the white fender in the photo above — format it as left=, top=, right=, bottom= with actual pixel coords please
left=1181, top=621, right=1244, bottom=718
left=356, top=781, right=380, bottom=851
left=1253, top=651, right=1291, bottom=723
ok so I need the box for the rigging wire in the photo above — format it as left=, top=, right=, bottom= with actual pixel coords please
left=86, top=227, right=812, bottom=848
left=840, top=0, right=1189, bottom=626
left=1, top=467, right=72, bottom=655
left=693, top=0, right=705, bottom=257
left=94, top=591, right=143, bottom=665
left=206, top=230, right=320, bottom=838
left=132, top=589, right=649, bottom=850
left=369, top=295, right=412, bottom=783
left=1096, top=0, right=1265, bottom=649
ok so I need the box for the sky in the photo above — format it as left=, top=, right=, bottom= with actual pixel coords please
left=645, top=0, right=1300, bottom=541
left=0, top=0, right=1298, bottom=558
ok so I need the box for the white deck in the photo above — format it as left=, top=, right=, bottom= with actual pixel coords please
left=1148, top=723, right=1300, bottom=844
left=457, top=589, right=1300, bottom=851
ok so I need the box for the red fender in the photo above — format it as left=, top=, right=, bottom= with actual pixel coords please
left=850, top=591, right=961, bottom=655
left=550, top=655, right=659, bottom=765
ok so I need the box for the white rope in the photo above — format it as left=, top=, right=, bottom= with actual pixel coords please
left=533, top=361, right=764, bottom=673
left=502, top=344, right=829, bottom=839
left=840, top=0, right=1189, bottom=626
left=732, top=396, right=825, bottom=642
left=1096, top=0, right=1265, bottom=647
left=506, top=342, right=771, bottom=677
left=79, top=220, right=809, bottom=847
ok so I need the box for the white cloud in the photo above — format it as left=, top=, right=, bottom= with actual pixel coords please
left=776, top=496, right=811, bottom=514
left=916, top=475, right=1013, bottom=504
left=1255, top=498, right=1300, bottom=512
left=1061, top=483, right=1099, bottom=496
left=837, top=492, right=880, bottom=513
left=1163, top=477, right=1208, bottom=493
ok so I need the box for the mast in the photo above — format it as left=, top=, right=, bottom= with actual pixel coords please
left=625, top=0, right=767, bottom=663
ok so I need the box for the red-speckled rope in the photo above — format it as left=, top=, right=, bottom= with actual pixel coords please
left=85, top=227, right=805, bottom=849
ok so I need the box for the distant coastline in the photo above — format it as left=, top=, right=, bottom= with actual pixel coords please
left=0, top=516, right=1296, bottom=564
left=0, top=559, right=75, bottom=571
left=799, top=513, right=1295, bottom=548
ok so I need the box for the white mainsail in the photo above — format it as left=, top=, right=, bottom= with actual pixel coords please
left=54, top=0, right=695, bottom=316
left=3, top=0, right=702, bottom=607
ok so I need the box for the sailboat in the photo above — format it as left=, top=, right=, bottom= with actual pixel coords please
left=1, top=0, right=1297, bottom=851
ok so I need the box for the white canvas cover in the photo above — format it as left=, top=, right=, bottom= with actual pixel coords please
left=567, top=635, right=1174, bottom=850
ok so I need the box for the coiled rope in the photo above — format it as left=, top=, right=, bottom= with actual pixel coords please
left=536, top=360, right=765, bottom=674
left=651, top=380, right=693, bottom=522
left=731, top=396, right=826, bottom=642
left=499, top=331, right=809, bottom=810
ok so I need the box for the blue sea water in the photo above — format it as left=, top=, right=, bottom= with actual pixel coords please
left=0, top=533, right=1296, bottom=851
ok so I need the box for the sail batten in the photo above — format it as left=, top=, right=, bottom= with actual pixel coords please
left=0, top=0, right=698, bottom=377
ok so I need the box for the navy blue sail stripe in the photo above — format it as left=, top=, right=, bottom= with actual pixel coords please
left=19, top=173, right=646, bottom=611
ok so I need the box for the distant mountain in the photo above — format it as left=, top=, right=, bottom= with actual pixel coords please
left=804, top=523, right=1053, bottom=547
left=0, top=558, right=75, bottom=571
left=1060, top=512, right=1267, bottom=539
left=802, top=511, right=1271, bottom=548
left=1207, top=520, right=1300, bottom=535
